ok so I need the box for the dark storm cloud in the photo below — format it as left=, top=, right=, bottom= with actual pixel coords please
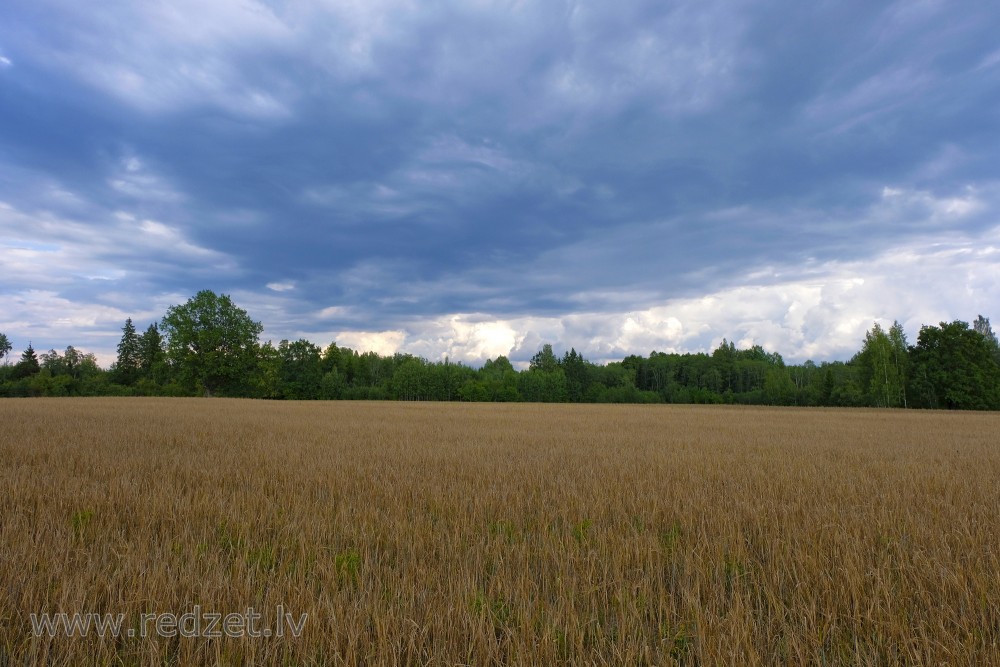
left=1, top=0, right=999, bottom=364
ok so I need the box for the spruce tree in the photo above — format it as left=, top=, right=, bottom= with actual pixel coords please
left=115, top=318, right=141, bottom=385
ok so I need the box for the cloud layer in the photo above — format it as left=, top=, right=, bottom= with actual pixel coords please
left=1, top=0, right=999, bottom=366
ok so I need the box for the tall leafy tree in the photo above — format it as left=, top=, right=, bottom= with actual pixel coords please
left=858, top=322, right=906, bottom=407
left=40, top=349, right=66, bottom=375
left=763, top=367, right=796, bottom=405
left=114, top=318, right=141, bottom=385
left=0, top=333, right=11, bottom=365
left=39, top=347, right=91, bottom=377
left=63, top=346, right=82, bottom=377
left=973, top=315, right=998, bottom=345
left=529, top=344, right=560, bottom=373
left=138, top=324, right=166, bottom=378
left=887, top=321, right=909, bottom=408
left=973, top=314, right=1000, bottom=364
left=561, top=348, right=590, bottom=402
left=485, top=355, right=520, bottom=400
left=160, top=291, right=263, bottom=396
left=277, top=339, right=324, bottom=399
left=392, top=357, right=430, bottom=401
left=908, top=320, right=1000, bottom=410
left=253, top=341, right=282, bottom=398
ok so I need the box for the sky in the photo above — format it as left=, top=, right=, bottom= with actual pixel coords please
left=1, top=0, right=999, bottom=368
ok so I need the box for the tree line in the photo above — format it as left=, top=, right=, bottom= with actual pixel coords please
left=2, top=290, right=999, bottom=409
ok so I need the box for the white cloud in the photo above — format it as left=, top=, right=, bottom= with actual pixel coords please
left=135, top=219, right=230, bottom=262
left=0, top=188, right=235, bottom=296
left=317, top=306, right=350, bottom=319
left=333, top=330, right=406, bottom=357
left=292, top=222, right=999, bottom=367
left=0, top=290, right=149, bottom=367
left=3, top=0, right=998, bottom=384
left=7, top=221, right=998, bottom=370
left=403, top=316, right=523, bottom=363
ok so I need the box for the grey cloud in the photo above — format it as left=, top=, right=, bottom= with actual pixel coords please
left=1, top=1, right=1000, bottom=365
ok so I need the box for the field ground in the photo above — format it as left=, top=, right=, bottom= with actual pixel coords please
left=1, top=399, right=999, bottom=665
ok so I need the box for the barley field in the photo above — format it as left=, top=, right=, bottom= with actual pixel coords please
left=1, top=399, right=999, bottom=665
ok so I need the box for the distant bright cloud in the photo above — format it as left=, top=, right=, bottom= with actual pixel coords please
left=1, top=0, right=999, bottom=365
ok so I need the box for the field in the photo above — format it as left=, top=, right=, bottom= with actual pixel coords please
left=1, top=399, right=999, bottom=665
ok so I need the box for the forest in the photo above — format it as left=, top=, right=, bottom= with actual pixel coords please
left=2, top=290, right=999, bottom=409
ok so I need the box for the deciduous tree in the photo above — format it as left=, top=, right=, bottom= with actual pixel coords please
left=160, top=291, right=263, bottom=396
left=858, top=322, right=907, bottom=408
left=529, top=344, right=559, bottom=373
left=0, top=333, right=11, bottom=365
left=908, top=320, right=1000, bottom=410
left=973, top=314, right=1000, bottom=365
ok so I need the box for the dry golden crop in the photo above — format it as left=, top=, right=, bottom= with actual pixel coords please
left=1, top=398, right=999, bottom=665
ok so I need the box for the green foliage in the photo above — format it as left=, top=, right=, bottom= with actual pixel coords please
left=763, top=368, right=796, bottom=405
left=0, top=333, right=11, bottom=365
left=277, top=339, right=324, bottom=399
left=459, top=355, right=520, bottom=401
left=908, top=320, right=1000, bottom=410
left=6, top=297, right=1000, bottom=411
left=857, top=321, right=908, bottom=407
left=973, top=314, right=999, bottom=346
left=160, top=290, right=264, bottom=396
left=392, top=357, right=429, bottom=401
left=138, top=323, right=167, bottom=381
left=560, top=348, right=593, bottom=401
left=517, top=366, right=568, bottom=402
left=319, top=368, right=345, bottom=399
left=973, top=314, right=1000, bottom=365
left=13, top=343, right=39, bottom=379
left=114, top=318, right=141, bottom=385
left=0, top=342, right=109, bottom=396
left=529, top=343, right=559, bottom=373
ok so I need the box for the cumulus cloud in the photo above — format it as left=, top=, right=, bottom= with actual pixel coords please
left=332, top=330, right=407, bottom=357
left=311, top=226, right=999, bottom=367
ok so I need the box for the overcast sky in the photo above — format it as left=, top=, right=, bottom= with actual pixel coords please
left=2, top=0, right=999, bottom=367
